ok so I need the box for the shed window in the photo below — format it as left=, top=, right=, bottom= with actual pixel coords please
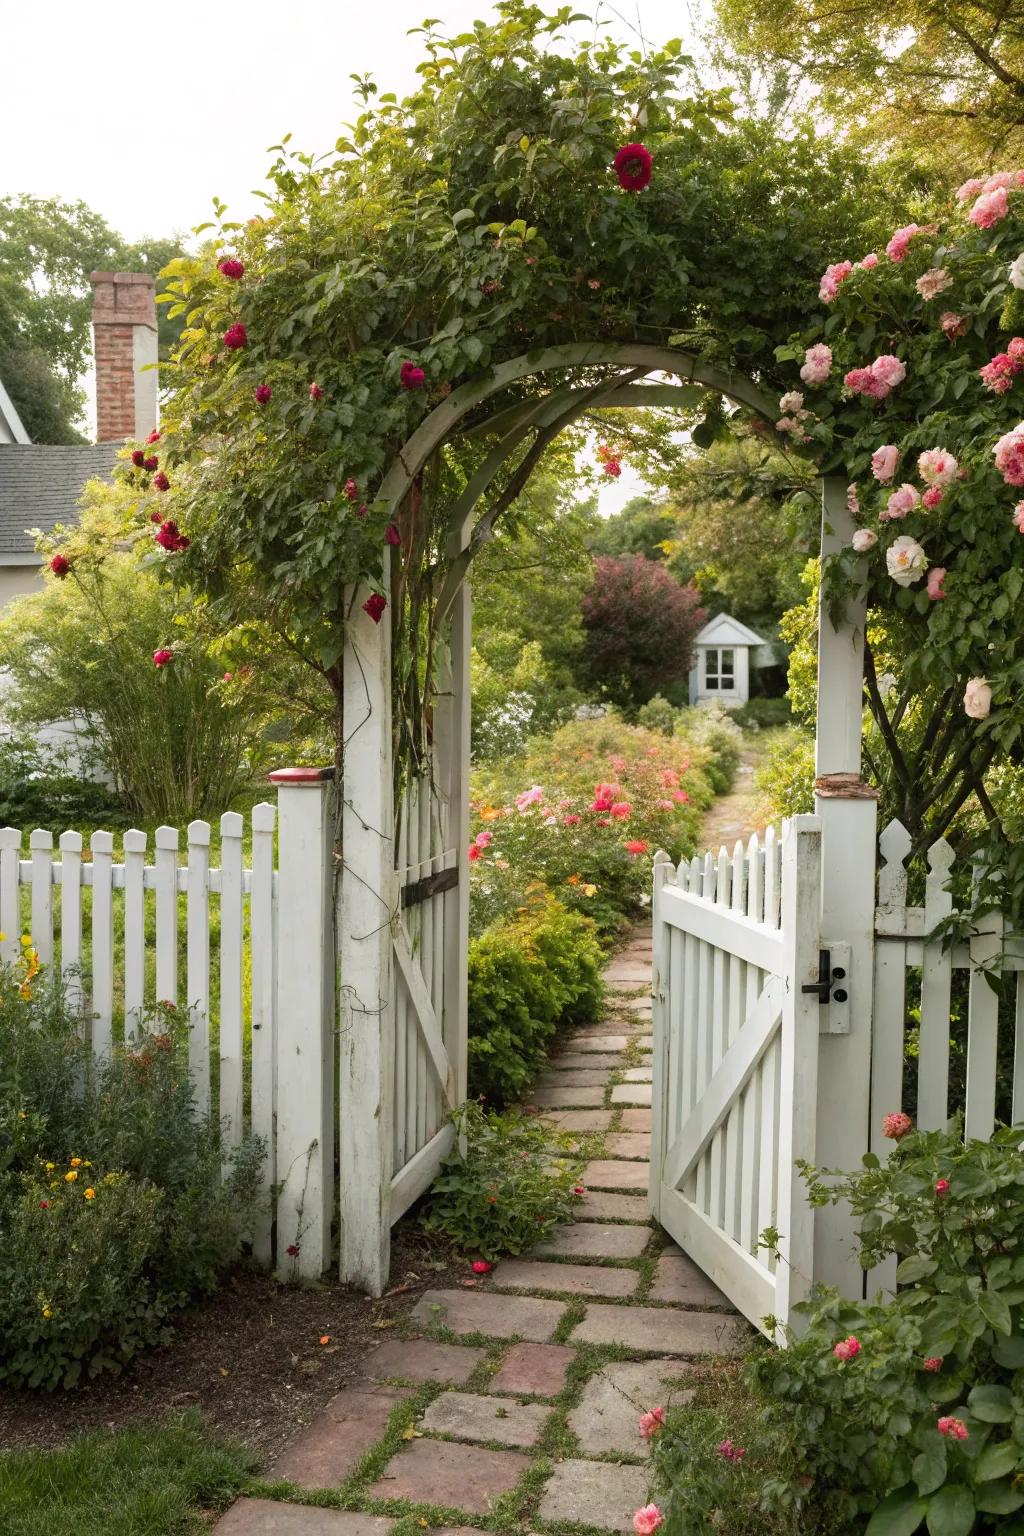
left=705, top=647, right=735, bottom=691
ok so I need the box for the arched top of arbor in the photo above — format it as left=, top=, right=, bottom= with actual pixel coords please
left=378, top=343, right=778, bottom=520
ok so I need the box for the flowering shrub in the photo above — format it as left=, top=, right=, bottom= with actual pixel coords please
left=467, top=891, right=604, bottom=1103
left=422, top=1101, right=584, bottom=1260
left=652, top=1125, right=1024, bottom=1535
left=0, top=969, right=264, bottom=1388
left=580, top=555, right=706, bottom=710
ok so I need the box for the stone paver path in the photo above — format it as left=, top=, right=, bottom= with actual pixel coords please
left=215, top=927, right=743, bottom=1535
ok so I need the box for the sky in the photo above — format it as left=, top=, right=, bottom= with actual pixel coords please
left=2, top=0, right=708, bottom=507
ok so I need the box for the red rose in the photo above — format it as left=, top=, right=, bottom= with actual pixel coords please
left=144, top=456, right=159, bottom=472
left=153, top=648, right=174, bottom=667
left=363, top=593, right=387, bottom=624
left=150, top=510, right=162, bottom=524
left=218, top=258, right=245, bottom=280
left=344, top=479, right=359, bottom=501
left=356, top=504, right=368, bottom=518
left=223, top=323, right=247, bottom=350
left=399, top=359, right=426, bottom=390
left=604, top=459, right=622, bottom=478
left=254, top=384, right=272, bottom=404
left=49, top=554, right=70, bottom=578
left=146, top=429, right=161, bottom=445
left=385, top=524, right=402, bottom=547
left=471, top=1260, right=492, bottom=1274
left=131, top=449, right=146, bottom=468
left=153, top=472, right=170, bottom=492
left=612, top=142, right=653, bottom=192
left=935, top=1178, right=950, bottom=1196
left=39, top=1199, right=49, bottom=1209
left=309, top=381, right=323, bottom=400
left=285, top=1243, right=300, bottom=1257
left=154, top=520, right=189, bottom=552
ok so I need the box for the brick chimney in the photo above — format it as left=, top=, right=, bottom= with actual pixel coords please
left=90, top=272, right=159, bottom=442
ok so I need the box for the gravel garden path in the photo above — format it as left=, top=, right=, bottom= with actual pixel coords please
left=215, top=932, right=744, bottom=1535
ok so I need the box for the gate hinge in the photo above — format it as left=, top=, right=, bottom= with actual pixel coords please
left=801, top=944, right=851, bottom=1034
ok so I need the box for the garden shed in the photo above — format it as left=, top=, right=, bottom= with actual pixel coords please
left=689, top=612, right=766, bottom=706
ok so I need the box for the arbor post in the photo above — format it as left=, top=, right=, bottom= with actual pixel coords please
left=338, top=581, right=396, bottom=1295
left=813, top=476, right=878, bottom=1298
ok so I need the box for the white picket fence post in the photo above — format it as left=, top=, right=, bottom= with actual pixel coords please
left=250, top=800, right=277, bottom=1265
left=269, top=767, right=337, bottom=1281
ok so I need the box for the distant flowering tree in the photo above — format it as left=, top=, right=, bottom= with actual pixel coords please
left=580, top=555, right=705, bottom=710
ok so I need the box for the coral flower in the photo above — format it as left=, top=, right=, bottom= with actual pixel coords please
left=625, top=839, right=649, bottom=855
left=639, top=1407, right=665, bottom=1439
left=882, top=1112, right=912, bottom=1140
left=923, top=1357, right=943, bottom=1372
left=633, top=1505, right=663, bottom=1535
left=613, top=143, right=653, bottom=191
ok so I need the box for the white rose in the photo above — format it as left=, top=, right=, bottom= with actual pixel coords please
left=964, top=677, right=992, bottom=719
left=778, top=391, right=804, bottom=414
left=851, top=529, right=877, bottom=552
left=886, top=535, right=927, bottom=586
left=1009, top=253, right=1024, bottom=291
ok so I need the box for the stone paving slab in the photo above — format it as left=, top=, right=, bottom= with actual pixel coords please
left=583, top=1158, right=651, bottom=1191
left=491, top=1258, right=639, bottom=1298
left=621, top=1066, right=653, bottom=1082
left=564, top=1034, right=629, bottom=1052
left=526, top=1084, right=606, bottom=1108
left=269, top=1385, right=409, bottom=1488
left=537, top=1458, right=651, bottom=1533
left=603, top=964, right=652, bottom=982
left=215, top=1502, right=395, bottom=1534
left=549, top=1053, right=625, bottom=1070
left=362, top=1338, right=485, bottom=1385
left=568, top=1358, right=694, bottom=1456
left=537, top=1109, right=614, bottom=1132
left=369, top=1438, right=531, bottom=1514
left=411, top=1289, right=565, bottom=1342
left=571, top=1304, right=743, bottom=1356
left=651, top=1253, right=732, bottom=1308
left=603, top=1133, right=652, bottom=1160
left=421, top=1390, right=551, bottom=1448
left=606, top=979, right=650, bottom=994
left=617, top=1107, right=652, bottom=1133
left=578, top=1189, right=651, bottom=1223
left=534, top=1069, right=610, bottom=1089
left=535, top=1222, right=650, bottom=1260
left=611, top=1083, right=653, bottom=1106
left=489, top=1342, right=574, bottom=1397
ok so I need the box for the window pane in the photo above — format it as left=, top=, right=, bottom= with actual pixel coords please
left=720, top=649, right=734, bottom=675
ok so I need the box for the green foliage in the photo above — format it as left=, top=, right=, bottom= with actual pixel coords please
left=590, top=494, right=679, bottom=563
left=0, top=1409, right=256, bottom=1536
left=470, top=715, right=715, bottom=942
left=732, top=697, right=793, bottom=729
left=466, top=892, right=603, bottom=1104
left=0, top=971, right=264, bottom=1390
left=422, top=1101, right=584, bottom=1259
left=676, top=704, right=743, bottom=795
left=0, top=733, right=129, bottom=830
left=755, top=726, right=816, bottom=818
left=654, top=1126, right=1024, bottom=1535
left=636, top=694, right=679, bottom=737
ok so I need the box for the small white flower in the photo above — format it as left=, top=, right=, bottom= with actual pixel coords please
left=1009, top=253, right=1024, bottom=291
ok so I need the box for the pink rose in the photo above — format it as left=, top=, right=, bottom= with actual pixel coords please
left=779, top=390, right=805, bottom=414
left=847, top=484, right=860, bottom=515
left=800, top=343, right=832, bottom=386
left=940, top=312, right=969, bottom=340
left=1013, top=501, right=1024, bottom=531
left=833, top=1336, right=861, bottom=1361
left=633, top=1506, right=663, bottom=1535
left=886, top=224, right=921, bottom=262
left=858, top=252, right=879, bottom=269
left=871, top=354, right=906, bottom=391
left=956, top=178, right=985, bottom=202
left=819, top=261, right=854, bottom=303
left=922, top=486, right=944, bottom=510
left=970, top=186, right=1009, bottom=228
left=984, top=171, right=1017, bottom=191
left=883, top=1112, right=913, bottom=1139
left=851, top=529, right=877, bottom=553
left=964, top=678, right=991, bottom=719
left=918, top=449, right=959, bottom=487
left=923, top=1357, right=943, bottom=1373
left=882, top=484, right=920, bottom=520
left=872, top=445, right=899, bottom=482
left=639, top=1407, right=665, bottom=1440
left=937, top=1416, right=968, bottom=1440
left=153, top=648, right=174, bottom=668
left=516, top=786, right=545, bottom=811
left=716, top=1439, right=746, bottom=1461
left=916, top=268, right=951, bottom=300
left=474, top=831, right=493, bottom=848
left=844, top=367, right=883, bottom=398
left=981, top=354, right=1018, bottom=393
left=995, top=425, right=1024, bottom=485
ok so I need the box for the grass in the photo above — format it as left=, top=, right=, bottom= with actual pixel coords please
left=0, top=1411, right=256, bottom=1536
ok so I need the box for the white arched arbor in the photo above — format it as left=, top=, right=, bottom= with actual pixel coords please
left=336, top=343, right=872, bottom=1297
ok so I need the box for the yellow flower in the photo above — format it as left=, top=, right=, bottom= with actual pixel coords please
left=45, top=1162, right=54, bottom=1172
left=18, top=983, right=32, bottom=1001
left=41, top=1305, right=52, bottom=1319
left=83, top=1160, right=92, bottom=1168
left=20, top=935, right=31, bottom=948
left=18, top=1110, right=26, bottom=1120
left=69, top=1158, right=82, bottom=1168
left=582, top=883, right=598, bottom=897
left=84, top=1188, right=96, bottom=1201
left=64, top=1170, right=78, bottom=1182
left=0, top=931, right=5, bottom=942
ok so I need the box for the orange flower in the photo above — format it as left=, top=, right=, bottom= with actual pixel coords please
left=84, top=1188, right=96, bottom=1201
left=319, top=1334, right=331, bottom=1345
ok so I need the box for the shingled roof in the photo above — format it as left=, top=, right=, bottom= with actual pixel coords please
left=0, top=444, right=119, bottom=556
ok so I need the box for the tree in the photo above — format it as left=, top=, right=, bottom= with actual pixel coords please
left=579, top=554, right=705, bottom=710
left=0, top=196, right=185, bottom=442
left=714, top=0, right=1024, bottom=176
left=590, top=495, right=678, bottom=563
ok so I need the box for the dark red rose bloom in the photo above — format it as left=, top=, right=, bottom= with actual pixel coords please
left=309, top=381, right=323, bottom=400
left=344, top=478, right=359, bottom=501
left=131, top=449, right=146, bottom=468
left=285, top=1243, right=300, bottom=1257
left=153, top=471, right=170, bottom=492
left=399, top=359, right=426, bottom=390
left=150, top=510, right=163, bottom=524
left=223, top=323, right=247, bottom=350
left=153, top=648, right=174, bottom=667
left=356, top=503, right=368, bottom=518
left=146, top=429, right=160, bottom=444
left=363, top=593, right=387, bottom=623
left=49, top=554, right=70, bottom=578
left=143, top=455, right=159, bottom=472
left=385, top=524, right=402, bottom=547
left=612, top=142, right=653, bottom=191
left=39, top=1200, right=50, bottom=1209
left=254, top=383, right=272, bottom=404
left=218, top=258, right=245, bottom=280
left=154, top=520, right=189, bottom=552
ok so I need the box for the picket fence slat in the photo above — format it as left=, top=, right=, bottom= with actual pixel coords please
left=30, top=829, right=54, bottom=966
left=91, top=830, right=114, bottom=1057
left=186, top=820, right=212, bottom=1116
left=59, top=830, right=83, bottom=1011
left=250, top=801, right=277, bottom=1265
left=219, top=812, right=245, bottom=1162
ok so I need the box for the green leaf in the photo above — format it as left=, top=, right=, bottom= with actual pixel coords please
left=925, top=1486, right=975, bottom=1536
left=991, top=1332, right=1024, bottom=1367
left=968, top=1383, right=1014, bottom=1422
left=977, top=1440, right=1020, bottom=1481
left=975, top=1480, right=1024, bottom=1515
left=913, top=1437, right=948, bottom=1497
left=462, top=336, right=484, bottom=364
left=865, top=1486, right=928, bottom=1536
left=978, top=1290, right=1013, bottom=1335
left=897, top=1255, right=939, bottom=1284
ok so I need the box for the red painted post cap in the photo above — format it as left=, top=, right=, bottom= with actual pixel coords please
left=268, top=766, right=335, bottom=784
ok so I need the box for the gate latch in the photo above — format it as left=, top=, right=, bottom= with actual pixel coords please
left=801, top=945, right=851, bottom=1034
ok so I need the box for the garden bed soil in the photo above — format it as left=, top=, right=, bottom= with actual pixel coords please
left=0, top=1225, right=465, bottom=1463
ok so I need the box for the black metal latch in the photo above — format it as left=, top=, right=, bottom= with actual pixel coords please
left=801, top=948, right=848, bottom=1006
